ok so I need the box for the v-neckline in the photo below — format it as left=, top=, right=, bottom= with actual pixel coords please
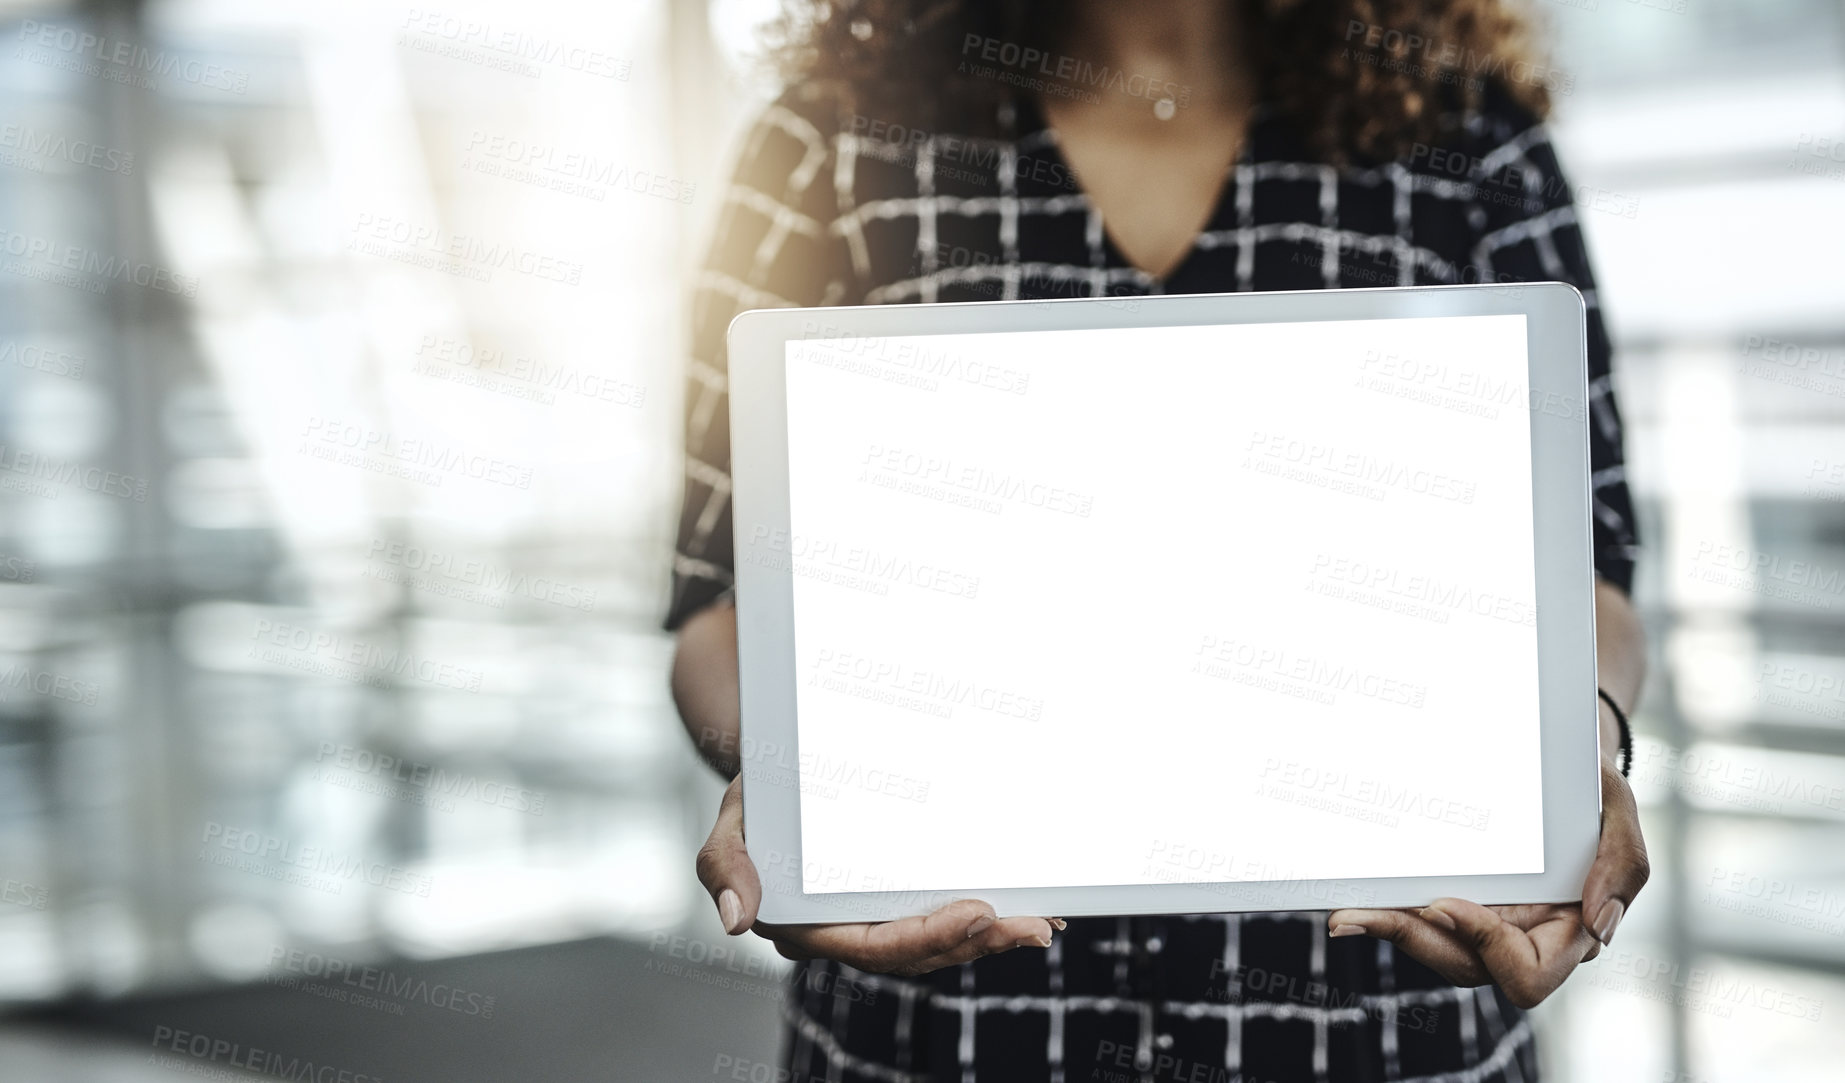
left=1016, top=93, right=1257, bottom=290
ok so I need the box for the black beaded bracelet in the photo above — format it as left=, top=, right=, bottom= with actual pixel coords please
left=1598, top=688, right=1633, bottom=778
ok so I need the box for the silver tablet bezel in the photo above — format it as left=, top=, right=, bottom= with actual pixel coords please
left=727, top=283, right=1602, bottom=924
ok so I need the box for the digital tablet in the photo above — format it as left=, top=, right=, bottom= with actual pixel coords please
left=726, top=283, right=1604, bottom=924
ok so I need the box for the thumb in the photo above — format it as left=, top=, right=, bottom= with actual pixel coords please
left=1582, top=759, right=1649, bottom=947
left=695, top=775, right=762, bottom=934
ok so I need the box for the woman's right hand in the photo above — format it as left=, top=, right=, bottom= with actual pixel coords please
left=696, top=775, right=1061, bottom=976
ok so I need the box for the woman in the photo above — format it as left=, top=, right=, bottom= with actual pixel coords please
left=668, top=2, right=1649, bottom=1080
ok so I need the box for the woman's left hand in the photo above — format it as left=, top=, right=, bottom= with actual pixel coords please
left=1324, top=756, right=1649, bottom=1009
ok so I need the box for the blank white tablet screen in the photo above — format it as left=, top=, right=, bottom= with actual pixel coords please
left=780, top=315, right=1540, bottom=895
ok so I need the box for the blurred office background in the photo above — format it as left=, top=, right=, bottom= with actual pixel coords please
left=0, top=0, right=1839, bottom=1079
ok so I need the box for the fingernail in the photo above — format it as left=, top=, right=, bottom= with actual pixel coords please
left=1420, top=905, right=1457, bottom=932
left=1016, top=934, right=1052, bottom=949
left=1329, top=923, right=1367, bottom=938
left=718, top=889, right=744, bottom=934
left=1592, top=898, right=1625, bottom=946
left=1048, top=918, right=1068, bottom=931
left=965, top=912, right=996, bottom=939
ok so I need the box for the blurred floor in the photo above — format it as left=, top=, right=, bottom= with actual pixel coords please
left=0, top=1024, right=211, bottom=1082
left=4, top=933, right=783, bottom=1082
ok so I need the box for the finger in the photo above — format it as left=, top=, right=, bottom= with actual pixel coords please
left=767, top=899, right=1010, bottom=976
left=1582, top=759, right=1650, bottom=947
left=694, top=776, right=760, bottom=934
left=1327, top=908, right=1489, bottom=987
left=899, top=916, right=1058, bottom=974
left=1425, top=898, right=1591, bottom=1008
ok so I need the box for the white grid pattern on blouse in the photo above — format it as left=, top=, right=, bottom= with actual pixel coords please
left=1379, top=938, right=1403, bottom=1080
left=787, top=927, right=1537, bottom=1083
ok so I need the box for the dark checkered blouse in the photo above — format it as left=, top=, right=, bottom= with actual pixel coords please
left=667, top=82, right=1639, bottom=1083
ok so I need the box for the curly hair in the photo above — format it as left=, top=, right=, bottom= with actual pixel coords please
left=763, top=0, right=1555, bottom=165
